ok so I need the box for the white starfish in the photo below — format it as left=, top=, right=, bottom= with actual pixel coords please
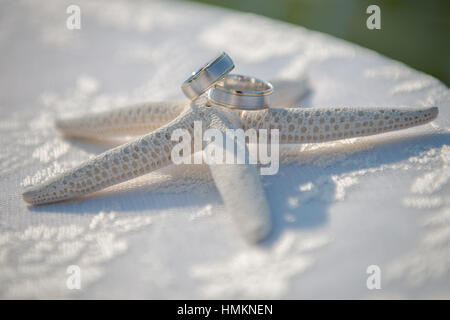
left=22, top=78, right=439, bottom=242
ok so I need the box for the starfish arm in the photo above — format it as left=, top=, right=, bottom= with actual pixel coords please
left=240, top=106, right=439, bottom=144
left=206, top=107, right=272, bottom=243
left=23, top=104, right=200, bottom=205
left=55, top=100, right=188, bottom=140
left=209, top=163, right=271, bottom=242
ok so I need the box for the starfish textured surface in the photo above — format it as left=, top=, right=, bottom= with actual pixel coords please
left=23, top=103, right=438, bottom=205
left=240, top=106, right=438, bottom=144
left=22, top=91, right=438, bottom=241
left=24, top=98, right=273, bottom=241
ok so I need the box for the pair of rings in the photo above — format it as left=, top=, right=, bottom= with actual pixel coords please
left=181, top=52, right=273, bottom=110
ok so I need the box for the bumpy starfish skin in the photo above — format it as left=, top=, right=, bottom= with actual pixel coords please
left=24, top=99, right=271, bottom=241
left=24, top=104, right=439, bottom=202
left=56, top=101, right=188, bottom=139
left=55, top=102, right=438, bottom=144
left=240, top=106, right=439, bottom=144
left=23, top=90, right=438, bottom=242
left=24, top=100, right=209, bottom=205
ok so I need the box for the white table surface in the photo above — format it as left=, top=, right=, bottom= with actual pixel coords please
left=0, top=0, right=449, bottom=299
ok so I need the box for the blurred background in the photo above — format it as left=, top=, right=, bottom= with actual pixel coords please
left=188, top=0, right=450, bottom=86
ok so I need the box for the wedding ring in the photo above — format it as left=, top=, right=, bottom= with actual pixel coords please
left=181, top=52, right=234, bottom=100
left=207, top=74, right=273, bottom=110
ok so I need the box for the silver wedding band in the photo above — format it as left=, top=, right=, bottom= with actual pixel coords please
left=181, top=53, right=273, bottom=110
left=181, top=52, right=235, bottom=100
left=207, top=74, right=273, bottom=110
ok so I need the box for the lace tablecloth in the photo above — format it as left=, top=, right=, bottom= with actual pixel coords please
left=1, top=0, right=449, bottom=299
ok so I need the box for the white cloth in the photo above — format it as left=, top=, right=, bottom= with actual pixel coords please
left=0, top=0, right=449, bottom=299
